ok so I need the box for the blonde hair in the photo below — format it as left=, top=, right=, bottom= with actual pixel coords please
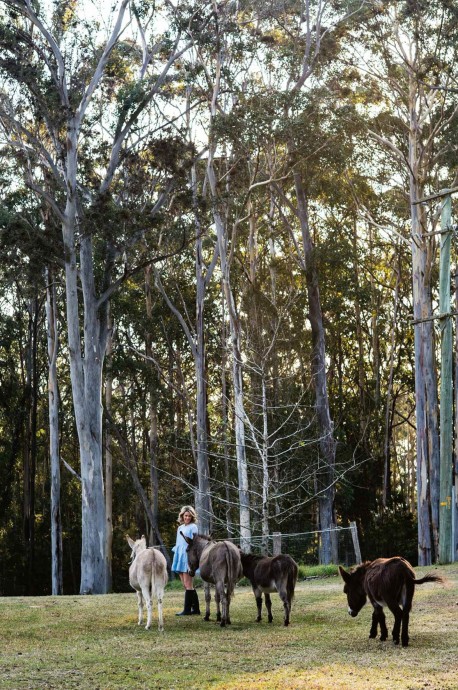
left=177, top=505, right=197, bottom=524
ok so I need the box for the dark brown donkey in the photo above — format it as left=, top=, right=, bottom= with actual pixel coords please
left=182, top=534, right=243, bottom=627
left=240, top=552, right=298, bottom=626
left=339, top=557, right=442, bottom=647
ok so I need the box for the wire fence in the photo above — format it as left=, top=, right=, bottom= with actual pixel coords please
left=159, top=524, right=360, bottom=569
left=229, top=526, right=359, bottom=567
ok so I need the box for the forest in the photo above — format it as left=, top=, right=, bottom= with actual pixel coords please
left=0, top=0, right=457, bottom=597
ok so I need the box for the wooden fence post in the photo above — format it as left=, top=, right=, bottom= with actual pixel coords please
left=272, top=532, right=282, bottom=556
left=350, top=521, right=362, bottom=564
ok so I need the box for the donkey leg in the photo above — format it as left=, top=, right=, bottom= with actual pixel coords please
left=214, top=588, right=222, bottom=623
left=263, top=593, right=273, bottom=623
left=369, top=606, right=379, bottom=638
left=378, top=608, right=388, bottom=641
left=255, top=597, right=263, bottom=622
left=387, top=603, right=403, bottom=645
left=216, top=582, right=227, bottom=627
left=136, top=591, right=144, bottom=626
left=226, top=587, right=233, bottom=625
left=204, top=582, right=212, bottom=622
left=254, top=586, right=262, bottom=622
left=278, top=591, right=291, bottom=626
left=401, top=608, right=411, bottom=647
left=156, top=586, right=165, bottom=632
left=400, top=582, right=414, bottom=647
left=141, top=585, right=152, bottom=630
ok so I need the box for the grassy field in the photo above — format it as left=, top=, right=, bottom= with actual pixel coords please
left=1, top=564, right=457, bottom=690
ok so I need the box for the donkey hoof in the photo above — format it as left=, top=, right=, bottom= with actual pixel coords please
left=380, top=635, right=387, bottom=641
left=284, top=621, right=289, bottom=627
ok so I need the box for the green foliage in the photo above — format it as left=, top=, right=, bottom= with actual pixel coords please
left=362, top=510, right=418, bottom=564
left=0, top=0, right=456, bottom=595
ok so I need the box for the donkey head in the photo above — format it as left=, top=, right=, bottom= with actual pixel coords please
left=339, top=565, right=367, bottom=617
left=181, top=533, right=199, bottom=576
left=126, top=535, right=147, bottom=561
left=182, top=533, right=212, bottom=577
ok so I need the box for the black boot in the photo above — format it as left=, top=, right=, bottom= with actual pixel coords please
left=190, top=589, right=201, bottom=615
left=176, top=589, right=193, bottom=616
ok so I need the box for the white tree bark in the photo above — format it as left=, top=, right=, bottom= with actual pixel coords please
left=105, top=309, right=113, bottom=592
left=2, top=0, right=190, bottom=592
left=45, top=266, right=63, bottom=595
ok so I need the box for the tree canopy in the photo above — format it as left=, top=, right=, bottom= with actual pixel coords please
left=0, top=0, right=457, bottom=594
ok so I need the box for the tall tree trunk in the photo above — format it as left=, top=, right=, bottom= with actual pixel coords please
left=221, top=287, right=234, bottom=538
left=352, top=219, right=366, bottom=424
left=144, top=264, right=168, bottom=552
left=261, top=376, right=270, bottom=555
left=63, top=138, right=107, bottom=593
left=383, top=253, right=401, bottom=509
left=410, top=202, right=433, bottom=563
left=105, top=308, right=113, bottom=592
left=23, top=294, right=39, bottom=593
left=408, top=77, right=436, bottom=565
left=454, top=269, right=458, bottom=562
left=208, top=166, right=251, bottom=551
left=45, top=267, right=63, bottom=595
left=193, top=164, right=213, bottom=535
left=293, top=171, right=337, bottom=564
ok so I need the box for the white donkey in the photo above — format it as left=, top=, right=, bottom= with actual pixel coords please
left=127, top=535, right=168, bottom=632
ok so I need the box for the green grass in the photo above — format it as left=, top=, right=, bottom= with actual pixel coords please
left=0, top=564, right=457, bottom=689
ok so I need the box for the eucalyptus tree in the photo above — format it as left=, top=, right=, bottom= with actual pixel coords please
left=233, top=0, right=366, bottom=562
left=180, top=4, right=255, bottom=550
left=0, top=0, right=198, bottom=592
left=347, top=0, right=458, bottom=564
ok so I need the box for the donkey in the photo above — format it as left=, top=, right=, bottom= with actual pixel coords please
left=127, top=535, right=168, bottom=632
left=240, top=552, right=298, bottom=626
left=182, top=533, right=243, bottom=627
left=339, top=557, right=443, bottom=647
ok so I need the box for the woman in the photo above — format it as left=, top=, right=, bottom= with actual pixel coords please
left=171, top=505, right=201, bottom=616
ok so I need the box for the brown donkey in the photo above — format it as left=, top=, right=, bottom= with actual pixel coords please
left=240, top=552, right=298, bottom=626
left=339, top=557, right=442, bottom=647
left=182, top=533, right=243, bottom=627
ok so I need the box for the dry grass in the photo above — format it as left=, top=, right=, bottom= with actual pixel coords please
left=0, top=564, right=457, bottom=689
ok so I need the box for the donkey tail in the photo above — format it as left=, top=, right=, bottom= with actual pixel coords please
left=414, top=573, right=443, bottom=585
left=225, top=544, right=239, bottom=595
left=284, top=558, right=297, bottom=602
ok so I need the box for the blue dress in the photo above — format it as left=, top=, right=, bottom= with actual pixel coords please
left=171, top=522, right=198, bottom=573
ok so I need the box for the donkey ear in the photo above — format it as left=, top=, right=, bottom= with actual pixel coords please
left=126, top=535, right=135, bottom=549
left=338, top=565, right=351, bottom=583
left=181, top=533, right=192, bottom=544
